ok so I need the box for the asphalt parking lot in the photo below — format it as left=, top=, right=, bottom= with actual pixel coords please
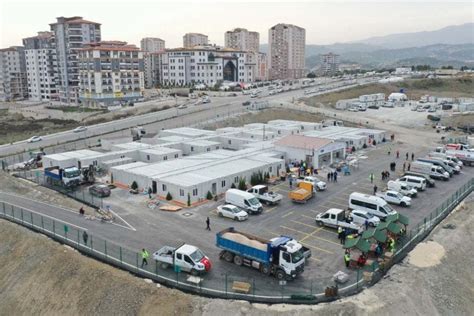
left=92, top=138, right=473, bottom=296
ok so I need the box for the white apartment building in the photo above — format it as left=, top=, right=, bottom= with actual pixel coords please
left=78, top=41, right=145, bottom=107
left=268, top=23, right=306, bottom=80
left=256, top=52, right=268, bottom=81
left=23, top=32, right=58, bottom=101
left=161, top=46, right=256, bottom=86
left=0, top=46, right=28, bottom=102
left=50, top=16, right=101, bottom=104
left=140, top=37, right=165, bottom=53
left=225, top=28, right=260, bottom=52
left=183, top=33, right=208, bottom=48
left=321, top=52, right=340, bottom=75
left=144, top=52, right=163, bottom=88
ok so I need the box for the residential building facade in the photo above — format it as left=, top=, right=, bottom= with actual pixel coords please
left=256, top=52, right=268, bottom=81
left=22, top=31, right=58, bottom=101
left=0, top=46, right=28, bottom=101
left=144, top=52, right=163, bottom=88
left=268, top=23, right=305, bottom=80
left=183, top=33, right=208, bottom=48
left=321, top=52, right=340, bottom=75
left=78, top=41, right=144, bottom=107
left=50, top=16, right=101, bottom=104
left=225, top=28, right=260, bottom=52
left=140, top=37, right=165, bottom=53
left=161, top=46, right=256, bottom=86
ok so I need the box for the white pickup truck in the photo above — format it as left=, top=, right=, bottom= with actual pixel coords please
left=295, top=176, right=327, bottom=191
left=315, top=208, right=363, bottom=233
left=376, top=190, right=411, bottom=207
left=387, top=180, right=418, bottom=198
left=247, top=185, right=282, bottom=205
left=153, top=244, right=211, bottom=275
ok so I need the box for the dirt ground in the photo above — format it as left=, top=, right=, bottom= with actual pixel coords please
left=1, top=186, right=472, bottom=315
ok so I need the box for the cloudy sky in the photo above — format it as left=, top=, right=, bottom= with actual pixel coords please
left=1, top=0, right=472, bottom=48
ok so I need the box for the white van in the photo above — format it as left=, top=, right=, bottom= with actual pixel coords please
left=348, top=192, right=397, bottom=220
left=396, top=175, right=426, bottom=191
left=225, top=189, right=263, bottom=214
left=410, top=161, right=449, bottom=181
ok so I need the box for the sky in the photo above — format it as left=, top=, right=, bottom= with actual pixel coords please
left=1, top=0, right=472, bottom=48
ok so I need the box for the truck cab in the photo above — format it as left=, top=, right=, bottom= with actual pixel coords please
left=44, top=166, right=82, bottom=187
left=269, top=237, right=305, bottom=279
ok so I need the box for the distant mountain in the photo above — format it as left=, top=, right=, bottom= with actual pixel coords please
left=259, top=43, right=382, bottom=55
left=353, top=23, right=474, bottom=49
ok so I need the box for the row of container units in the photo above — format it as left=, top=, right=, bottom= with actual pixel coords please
left=358, top=93, right=385, bottom=102
left=159, top=127, right=217, bottom=139
left=336, top=98, right=358, bottom=110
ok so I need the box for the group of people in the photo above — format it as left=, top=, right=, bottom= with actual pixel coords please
left=327, top=171, right=338, bottom=183
left=402, top=162, right=411, bottom=172
left=343, top=250, right=367, bottom=268
left=381, top=170, right=391, bottom=181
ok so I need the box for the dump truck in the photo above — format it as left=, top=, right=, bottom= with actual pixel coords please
left=289, top=181, right=313, bottom=203
left=216, top=227, right=306, bottom=280
left=152, top=244, right=211, bottom=275
left=247, top=185, right=282, bottom=205
left=295, top=175, right=327, bottom=191
left=131, top=126, right=146, bottom=141
left=44, top=166, right=81, bottom=187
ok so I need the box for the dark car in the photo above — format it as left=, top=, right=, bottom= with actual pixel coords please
left=242, top=101, right=251, bottom=106
left=89, top=184, right=111, bottom=197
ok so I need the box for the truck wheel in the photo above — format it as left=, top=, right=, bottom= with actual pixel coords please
left=400, top=202, right=407, bottom=207
left=223, top=251, right=234, bottom=263
left=260, top=264, right=270, bottom=275
left=218, top=212, right=223, bottom=217
left=369, top=222, right=375, bottom=227
left=275, top=270, right=286, bottom=280
left=233, top=255, right=243, bottom=266
left=191, top=269, right=199, bottom=276
left=234, top=216, right=238, bottom=221
left=160, top=262, right=169, bottom=269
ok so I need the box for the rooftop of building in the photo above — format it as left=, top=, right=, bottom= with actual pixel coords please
left=274, top=135, right=333, bottom=150
left=79, top=41, right=140, bottom=52
left=43, top=149, right=104, bottom=161
left=161, top=127, right=216, bottom=137
left=183, top=33, right=208, bottom=37
left=50, top=16, right=101, bottom=26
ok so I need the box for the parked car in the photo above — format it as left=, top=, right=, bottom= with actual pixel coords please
left=89, top=184, right=111, bottom=197
left=216, top=204, right=248, bottom=221
left=349, top=210, right=381, bottom=227
left=73, top=126, right=87, bottom=133
left=27, top=136, right=42, bottom=143
left=177, top=104, right=188, bottom=109
left=242, top=101, right=251, bottom=106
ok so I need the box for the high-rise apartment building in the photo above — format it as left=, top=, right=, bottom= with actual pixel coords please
left=140, top=37, right=165, bottom=53
left=22, top=31, right=58, bottom=101
left=268, top=23, right=306, bottom=80
left=50, top=16, right=101, bottom=104
left=0, top=46, right=28, bottom=102
left=225, top=28, right=260, bottom=52
left=78, top=41, right=144, bottom=107
left=321, top=52, right=340, bottom=75
left=183, top=33, right=208, bottom=48
left=144, top=52, right=164, bottom=88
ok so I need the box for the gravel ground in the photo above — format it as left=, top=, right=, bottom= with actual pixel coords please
left=1, top=193, right=472, bottom=315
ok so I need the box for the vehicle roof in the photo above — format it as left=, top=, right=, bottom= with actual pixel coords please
left=400, top=175, right=425, bottom=181
left=177, top=244, right=198, bottom=255
left=326, top=208, right=344, bottom=214
left=222, top=204, right=239, bottom=209
left=350, top=192, right=387, bottom=204
left=252, top=184, right=267, bottom=189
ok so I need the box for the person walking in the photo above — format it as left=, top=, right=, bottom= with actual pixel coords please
left=327, top=172, right=331, bottom=181
left=411, top=152, right=415, bottom=161
left=344, top=251, right=351, bottom=268
left=364, top=219, right=369, bottom=230
left=82, top=231, right=88, bottom=245
left=206, top=217, right=211, bottom=231
left=148, top=187, right=152, bottom=199
left=341, top=228, right=347, bottom=245
left=407, top=163, right=411, bottom=171
left=369, top=173, right=374, bottom=183
left=333, top=171, right=338, bottom=183
left=79, top=207, right=85, bottom=216
left=381, top=171, right=385, bottom=180
left=337, top=226, right=343, bottom=243
left=141, top=248, right=149, bottom=268
left=406, top=152, right=409, bottom=160
left=373, top=185, right=378, bottom=195
left=396, top=150, right=399, bottom=159
left=403, top=162, right=406, bottom=172
left=289, top=178, right=293, bottom=189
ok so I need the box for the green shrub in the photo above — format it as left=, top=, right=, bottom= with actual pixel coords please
left=187, top=193, right=191, bottom=206
left=130, top=181, right=138, bottom=190
left=206, top=191, right=213, bottom=200
left=166, top=192, right=172, bottom=200
left=238, top=177, right=247, bottom=190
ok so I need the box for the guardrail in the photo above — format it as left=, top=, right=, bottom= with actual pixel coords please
left=1, top=178, right=472, bottom=303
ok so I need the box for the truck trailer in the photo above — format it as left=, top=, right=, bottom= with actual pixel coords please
left=216, top=227, right=306, bottom=280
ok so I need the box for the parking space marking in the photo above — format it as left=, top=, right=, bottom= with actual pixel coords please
left=282, top=211, right=294, bottom=218
left=329, top=196, right=350, bottom=204
left=309, top=257, right=321, bottom=263
left=320, top=200, right=347, bottom=209
left=264, top=206, right=277, bottom=213
left=301, top=214, right=315, bottom=220
left=299, top=215, right=338, bottom=236
left=299, top=226, right=324, bottom=242
left=266, top=230, right=324, bottom=259
left=291, top=220, right=317, bottom=229
left=290, top=221, right=341, bottom=246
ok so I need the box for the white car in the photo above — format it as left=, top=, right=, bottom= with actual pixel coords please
left=27, top=136, right=42, bottom=143
left=349, top=210, right=381, bottom=227
left=217, top=204, right=248, bottom=221
left=177, top=104, right=188, bottom=109
left=73, top=126, right=87, bottom=133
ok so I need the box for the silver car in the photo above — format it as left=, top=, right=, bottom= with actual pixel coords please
left=349, top=210, right=380, bottom=227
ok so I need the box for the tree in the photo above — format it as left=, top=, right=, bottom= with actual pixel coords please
left=230, top=183, right=236, bottom=189
left=166, top=192, right=172, bottom=201
left=306, top=72, right=316, bottom=78
left=187, top=193, right=191, bottom=207
left=206, top=191, right=213, bottom=200
left=130, top=181, right=138, bottom=190
left=238, top=177, right=247, bottom=190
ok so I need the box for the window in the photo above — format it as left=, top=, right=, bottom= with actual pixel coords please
left=192, top=188, right=198, bottom=196
left=206, top=148, right=210, bottom=152
left=191, top=146, right=194, bottom=152
left=228, top=140, right=232, bottom=145
left=184, top=255, right=193, bottom=264
left=163, top=156, right=168, bottom=161
left=146, top=155, right=150, bottom=161
left=283, top=252, right=290, bottom=262
left=162, top=184, right=167, bottom=191
left=234, top=176, right=239, bottom=183
left=176, top=253, right=182, bottom=260
left=269, top=166, right=272, bottom=173
left=221, top=180, right=226, bottom=187
left=174, top=154, right=179, bottom=158
left=180, top=189, right=184, bottom=196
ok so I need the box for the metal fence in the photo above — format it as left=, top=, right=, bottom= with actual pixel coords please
left=0, top=178, right=472, bottom=303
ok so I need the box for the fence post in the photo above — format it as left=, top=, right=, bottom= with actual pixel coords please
left=91, top=235, right=94, bottom=251
left=136, top=252, right=139, bottom=271
left=77, top=230, right=80, bottom=247
left=53, top=220, right=56, bottom=236
left=41, top=216, right=44, bottom=231
left=120, top=246, right=123, bottom=264
left=2, top=202, right=5, bottom=216
left=225, top=273, right=228, bottom=298
left=21, top=208, right=24, bottom=224
left=30, top=211, right=33, bottom=226
left=105, top=240, right=107, bottom=257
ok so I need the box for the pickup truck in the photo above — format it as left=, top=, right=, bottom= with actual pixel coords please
left=387, top=180, right=418, bottom=198
left=315, top=208, right=363, bottom=233
left=376, top=190, right=411, bottom=207
left=247, top=185, right=282, bottom=205
left=295, top=175, right=327, bottom=191
left=153, top=244, right=211, bottom=275
left=289, top=182, right=313, bottom=203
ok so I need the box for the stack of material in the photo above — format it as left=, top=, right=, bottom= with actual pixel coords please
left=159, top=205, right=182, bottom=212
left=222, top=232, right=267, bottom=251
left=333, top=271, right=349, bottom=284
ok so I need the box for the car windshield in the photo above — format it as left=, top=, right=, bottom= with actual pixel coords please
left=290, top=250, right=304, bottom=263
left=189, top=249, right=205, bottom=262
left=64, top=169, right=81, bottom=178
left=382, top=204, right=395, bottom=214
left=248, top=197, right=260, bottom=205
